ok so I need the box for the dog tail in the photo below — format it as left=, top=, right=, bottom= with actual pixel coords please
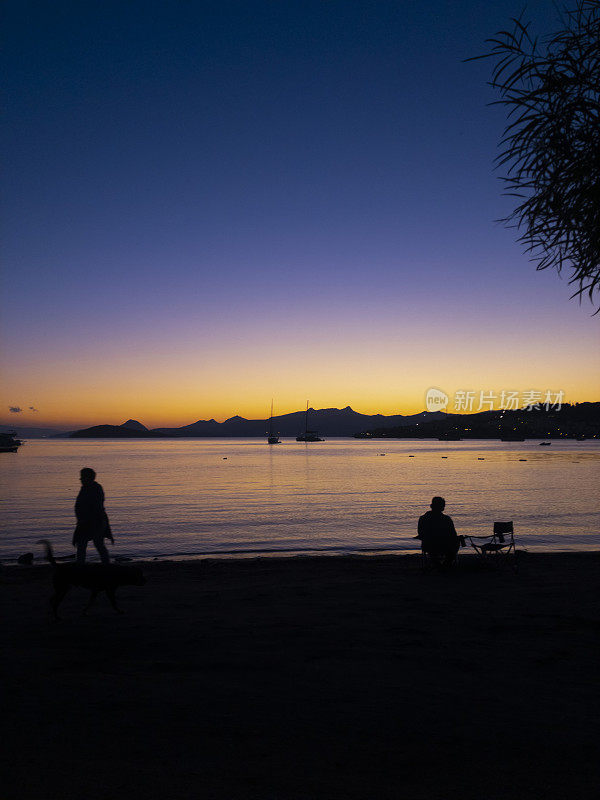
left=37, top=539, right=57, bottom=566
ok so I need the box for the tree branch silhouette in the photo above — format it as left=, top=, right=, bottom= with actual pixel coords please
left=471, top=1, right=600, bottom=309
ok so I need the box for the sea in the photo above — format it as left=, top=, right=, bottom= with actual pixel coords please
left=1, top=438, right=599, bottom=561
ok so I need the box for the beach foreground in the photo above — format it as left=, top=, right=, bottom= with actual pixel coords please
left=2, top=552, right=599, bottom=799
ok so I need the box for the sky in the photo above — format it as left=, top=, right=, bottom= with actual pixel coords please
left=2, top=0, right=599, bottom=429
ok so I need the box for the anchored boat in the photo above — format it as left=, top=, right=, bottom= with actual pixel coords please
left=0, top=431, right=22, bottom=453
left=296, top=402, right=324, bottom=442
left=267, top=400, right=280, bottom=444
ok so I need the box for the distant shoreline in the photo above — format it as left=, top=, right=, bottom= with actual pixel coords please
left=28, top=434, right=600, bottom=441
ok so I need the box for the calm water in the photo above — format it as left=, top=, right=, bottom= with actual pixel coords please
left=1, top=438, right=599, bottom=561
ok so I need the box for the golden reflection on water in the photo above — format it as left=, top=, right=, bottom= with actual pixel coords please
left=1, top=439, right=599, bottom=559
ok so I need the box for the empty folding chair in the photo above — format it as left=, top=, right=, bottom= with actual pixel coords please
left=466, top=521, right=517, bottom=569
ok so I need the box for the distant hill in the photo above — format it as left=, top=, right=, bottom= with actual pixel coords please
left=66, top=403, right=599, bottom=439
left=70, top=424, right=159, bottom=438
left=149, top=407, right=449, bottom=438
left=152, top=407, right=449, bottom=438
left=120, top=419, right=148, bottom=431
left=69, top=407, right=448, bottom=438
left=356, top=402, right=600, bottom=440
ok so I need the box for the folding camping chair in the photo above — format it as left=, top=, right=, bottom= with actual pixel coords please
left=420, top=537, right=463, bottom=571
left=466, top=521, right=517, bottom=570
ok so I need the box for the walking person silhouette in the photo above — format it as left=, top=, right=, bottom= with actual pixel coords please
left=72, top=468, right=114, bottom=564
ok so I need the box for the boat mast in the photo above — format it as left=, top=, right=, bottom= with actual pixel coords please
left=305, top=401, right=309, bottom=435
left=269, top=399, right=274, bottom=437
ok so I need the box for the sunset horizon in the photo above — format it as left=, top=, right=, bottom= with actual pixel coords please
left=2, top=387, right=599, bottom=431
left=2, top=2, right=599, bottom=432
left=2, top=2, right=600, bottom=797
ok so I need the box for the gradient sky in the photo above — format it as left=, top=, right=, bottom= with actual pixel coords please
left=2, top=0, right=599, bottom=429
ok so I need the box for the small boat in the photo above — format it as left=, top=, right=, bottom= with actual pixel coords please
left=296, top=401, right=324, bottom=442
left=576, top=435, right=586, bottom=441
left=266, top=400, right=280, bottom=444
left=539, top=441, right=552, bottom=446
left=0, top=431, right=22, bottom=453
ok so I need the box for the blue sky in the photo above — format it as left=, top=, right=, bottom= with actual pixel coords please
left=2, top=1, right=598, bottom=427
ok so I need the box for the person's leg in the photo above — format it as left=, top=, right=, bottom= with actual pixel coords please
left=442, top=541, right=460, bottom=568
left=93, top=537, right=110, bottom=565
left=76, top=540, right=87, bottom=564
left=424, top=548, right=444, bottom=569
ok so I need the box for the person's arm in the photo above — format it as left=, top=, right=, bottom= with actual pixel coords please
left=75, top=489, right=95, bottom=524
left=104, top=513, right=114, bottom=543
left=91, top=483, right=105, bottom=520
left=416, top=515, right=424, bottom=540
left=97, top=484, right=114, bottom=542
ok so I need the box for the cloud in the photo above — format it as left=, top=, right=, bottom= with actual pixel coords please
left=29, top=406, right=38, bottom=412
left=9, top=406, right=22, bottom=413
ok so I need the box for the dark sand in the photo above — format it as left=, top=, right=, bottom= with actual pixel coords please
left=2, top=552, right=599, bottom=799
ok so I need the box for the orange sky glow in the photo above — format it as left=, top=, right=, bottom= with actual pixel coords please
left=2, top=315, right=599, bottom=429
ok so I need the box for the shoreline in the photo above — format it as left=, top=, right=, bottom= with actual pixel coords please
left=4, top=543, right=600, bottom=567
left=15, top=434, right=600, bottom=441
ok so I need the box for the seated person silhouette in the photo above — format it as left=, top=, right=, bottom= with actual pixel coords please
left=417, top=496, right=459, bottom=568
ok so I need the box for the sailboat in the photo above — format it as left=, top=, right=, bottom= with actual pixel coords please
left=267, top=400, right=280, bottom=444
left=296, top=401, right=324, bottom=442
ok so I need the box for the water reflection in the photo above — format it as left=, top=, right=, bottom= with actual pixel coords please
left=1, top=438, right=599, bottom=559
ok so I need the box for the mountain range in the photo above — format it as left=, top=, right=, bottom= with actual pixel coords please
left=66, top=407, right=447, bottom=438
left=8, top=403, right=596, bottom=440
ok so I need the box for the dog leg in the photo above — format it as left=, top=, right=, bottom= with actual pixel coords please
left=51, top=586, right=69, bottom=620
left=106, top=587, right=123, bottom=614
left=83, top=590, right=99, bottom=614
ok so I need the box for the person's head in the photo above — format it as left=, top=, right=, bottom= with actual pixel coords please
left=80, top=467, right=96, bottom=485
left=430, top=496, right=445, bottom=512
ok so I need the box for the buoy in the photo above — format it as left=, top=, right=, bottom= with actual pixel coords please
left=519, top=459, right=527, bottom=461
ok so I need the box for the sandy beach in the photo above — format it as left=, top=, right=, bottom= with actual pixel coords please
left=2, top=552, right=599, bottom=799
